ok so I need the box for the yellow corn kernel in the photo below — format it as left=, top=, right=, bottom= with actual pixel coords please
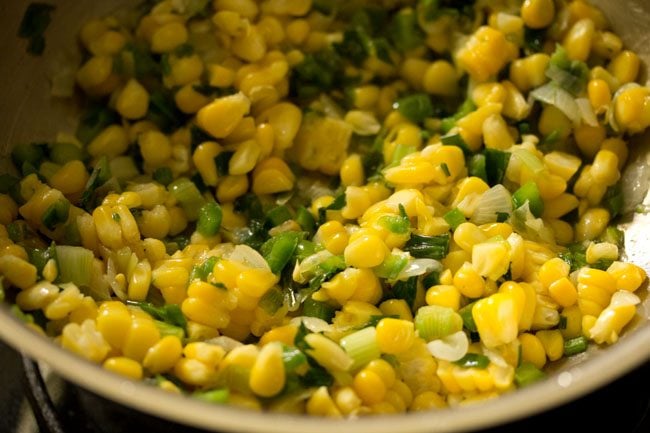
left=543, top=193, right=580, bottom=220
left=577, top=267, right=617, bottom=316
left=15, top=281, right=58, bottom=311
left=333, top=387, right=362, bottom=415
left=127, top=260, right=152, bottom=302
left=452, top=177, right=490, bottom=207
left=192, top=141, right=222, bottom=187
left=588, top=79, right=612, bottom=115
left=237, top=268, right=278, bottom=298
left=607, top=262, right=647, bottom=292
left=184, top=342, right=226, bottom=369
left=197, top=92, right=251, bottom=139
left=588, top=291, right=639, bottom=344
left=122, top=317, right=161, bottom=362
left=116, top=79, right=149, bottom=120
left=608, top=51, right=640, bottom=85
left=543, top=151, right=582, bottom=182
left=44, top=283, right=84, bottom=320
left=49, top=160, right=89, bottom=195
left=547, top=219, right=574, bottom=246
left=457, top=26, right=517, bottom=82
left=614, top=86, right=650, bottom=134
left=61, top=319, right=110, bottom=363
left=315, top=221, right=349, bottom=255
left=352, top=85, right=380, bottom=110
left=344, top=233, right=387, bottom=268
left=252, top=157, right=295, bottom=195
left=306, top=387, right=342, bottom=418
left=521, top=0, right=555, bottom=29
left=216, top=175, right=248, bottom=203
left=453, top=262, right=485, bottom=299
left=563, top=18, right=595, bottom=62
left=538, top=105, right=572, bottom=141
left=536, top=330, right=564, bottom=361
left=575, top=208, right=610, bottom=241
left=286, top=19, right=310, bottom=45
left=139, top=205, right=171, bottom=239
left=548, top=277, right=578, bottom=308
left=227, top=139, right=260, bottom=176
left=471, top=238, right=510, bottom=281
left=103, top=356, right=143, bottom=380
left=538, top=257, right=570, bottom=289
left=151, top=21, right=188, bottom=53
left=186, top=321, right=219, bottom=342
left=0, top=255, right=38, bottom=290
left=472, top=83, right=507, bottom=107
left=472, top=292, right=520, bottom=348
left=259, top=324, right=297, bottom=347
left=410, top=391, right=447, bottom=411
left=249, top=342, right=285, bottom=397
left=96, top=301, right=132, bottom=351
left=590, top=150, right=620, bottom=186
left=423, top=60, right=458, bottom=96
left=519, top=333, right=546, bottom=369
left=0, top=194, right=18, bottom=225
left=258, top=103, right=302, bottom=151
left=376, top=318, right=415, bottom=355
left=425, top=285, right=461, bottom=311
left=173, top=358, right=218, bottom=387
left=561, top=305, right=583, bottom=339
left=453, top=223, right=488, bottom=252
left=142, top=335, right=183, bottom=374
left=482, top=114, right=515, bottom=150
left=232, top=25, right=267, bottom=63
left=353, top=369, right=386, bottom=405
left=208, top=64, right=235, bottom=88
left=88, top=125, right=129, bottom=158
left=139, top=130, right=172, bottom=166
left=76, top=56, right=113, bottom=92
left=175, top=83, right=210, bottom=114
left=379, top=299, right=413, bottom=321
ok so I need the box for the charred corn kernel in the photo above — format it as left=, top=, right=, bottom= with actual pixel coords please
left=249, top=342, right=285, bottom=397
left=354, top=369, right=386, bottom=405
left=61, top=320, right=110, bottom=363
left=252, top=157, right=295, bottom=195
left=519, top=333, right=546, bottom=369
left=453, top=262, right=485, bottom=299
left=614, top=86, right=650, bottom=134
left=197, top=93, right=251, bottom=139
left=457, top=26, right=517, bottom=82
left=410, top=392, right=446, bottom=411
left=423, top=60, right=458, bottom=96
left=103, top=357, right=143, bottom=380
left=536, top=330, right=564, bottom=361
left=425, top=285, right=461, bottom=311
left=588, top=291, right=640, bottom=344
left=607, top=262, right=647, bottom=292
left=142, top=335, right=183, bottom=374
left=575, top=208, right=610, bottom=242
left=561, top=305, right=583, bottom=339
left=16, top=281, right=59, bottom=311
left=376, top=318, right=415, bottom=355
left=237, top=268, right=278, bottom=298
left=379, top=299, right=413, bottom=321
left=316, top=221, right=349, bottom=255
left=151, top=21, right=188, bottom=53
left=76, top=56, right=113, bottom=92
left=49, top=160, right=89, bottom=195
left=116, top=79, right=149, bottom=120
left=472, top=293, right=520, bottom=348
left=608, top=51, right=640, bottom=85
left=563, top=19, right=595, bottom=62
left=588, top=79, right=612, bottom=114
left=521, top=0, right=555, bottom=29
left=0, top=255, right=37, bottom=290
left=123, top=317, right=161, bottom=362
left=88, top=125, right=128, bottom=158
left=306, top=387, right=342, bottom=417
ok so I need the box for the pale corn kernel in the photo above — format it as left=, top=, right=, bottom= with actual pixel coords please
left=42, top=259, right=58, bottom=282
left=49, top=161, right=89, bottom=195
left=258, top=102, right=302, bottom=151
left=563, top=18, right=595, bottom=62
left=257, top=16, right=285, bottom=46
left=44, top=284, right=84, bottom=320
left=509, top=54, right=550, bottom=93
left=410, top=391, right=446, bottom=411
left=16, top=281, right=59, bottom=311
left=142, top=335, right=183, bottom=374
left=608, top=51, right=640, bottom=85
left=173, top=358, right=218, bottom=387
left=0, top=194, right=18, bottom=225
left=139, top=130, right=172, bottom=167
left=306, top=387, right=342, bottom=417
left=340, top=154, right=365, bottom=187
left=575, top=208, right=610, bottom=241
left=453, top=223, right=488, bottom=252
left=482, top=114, right=514, bottom=150
left=232, top=26, right=267, bottom=63
left=151, top=22, right=188, bottom=53
left=61, top=320, right=110, bottom=363
left=88, top=125, right=129, bottom=158
left=229, top=139, right=261, bottom=175
left=139, top=205, right=172, bottom=239
left=103, top=357, right=143, bottom=380
left=184, top=342, right=226, bottom=369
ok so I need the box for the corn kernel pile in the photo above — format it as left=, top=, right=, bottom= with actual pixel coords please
left=1, top=0, right=650, bottom=416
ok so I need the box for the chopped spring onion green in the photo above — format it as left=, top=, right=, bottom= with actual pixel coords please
left=152, top=167, right=173, bottom=186
left=55, top=245, right=93, bottom=287
left=266, top=205, right=293, bottom=228
left=414, top=305, right=463, bottom=341
left=458, top=302, right=478, bottom=332
left=193, top=389, right=229, bottom=404
left=603, top=183, right=623, bottom=219
left=282, top=345, right=308, bottom=373
left=512, top=181, right=544, bottom=218
left=374, top=252, right=410, bottom=280
left=564, top=336, right=589, bottom=356
left=394, top=93, right=433, bottom=123
left=189, top=256, right=218, bottom=282
left=515, top=362, right=546, bottom=387
left=49, top=142, right=84, bottom=165
left=258, top=286, right=285, bottom=315
left=168, top=178, right=205, bottom=221
left=444, top=208, right=466, bottom=230
left=453, top=353, right=490, bottom=369
left=42, top=199, right=70, bottom=231
left=129, top=301, right=187, bottom=330
left=154, top=320, right=185, bottom=340
left=389, top=9, right=423, bottom=53
left=378, top=204, right=410, bottom=234
left=403, top=233, right=450, bottom=260
left=390, top=276, right=418, bottom=311
left=339, top=327, right=381, bottom=371
left=484, top=149, right=511, bottom=186
left=18, top=3, right=56, bottom=55
left=302, top=297, right=336, bottom=322
left=261, top=231, right=301, bottom=275
left=440, top=133, right=471, bottom=155
left=468, top=154, right=487, bottom=182
left=80, top=156, right=111, bottom=210
left=599, top=226, right=624, bottom=248
left=28, top=243, right=58, bottom=278
left=197, top=202, right=223, bottom=237
left=12, top=142, right=46, bottom=169
left=296, top=206, right=316, bottom=234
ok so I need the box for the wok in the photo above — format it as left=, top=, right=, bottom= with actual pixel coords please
left=0, top=1, right=649, bottom=432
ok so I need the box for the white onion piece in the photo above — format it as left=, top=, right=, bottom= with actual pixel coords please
left=530, top=83, right=581, bottom=125
left=426, top=331, right=469, bottom=362
left=609, top=291, right=641, bottom=308
left=620, top=151, right=650, bottom=214
left=397, top=258, right=442, bottom=280
left=576, top=98, right=598, bottom=127
left=471, top=185, right=513, bottom=225
left=290, top=317, right=332, bottom=334
left=227, top=245, right=271, bottom=270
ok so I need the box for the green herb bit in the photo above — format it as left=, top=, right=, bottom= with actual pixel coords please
left=262, top=232, right=301, bottom=275
left=302, top=297, right=336, bottom=323
left=378, top=204, right=410, bottom=234
left=512, top=181, right=544, bottom=218
left=564, top=336, right=588, bottom=356
left=394, top=93, right=434, bottom=124
left=440, top=133, right=471, bottom=155
left=42, top=199, right=70, bottom=231
left=282, top=345, right=308, bottom=373
left=443, top=208, right=466, bottom=231
left=168, top=178, right=206, bottom=221
left=453, top=353, right=490, bottom=369
left=197, top=202, right=223, bottom=237
left=193, top=389, right=229, bottom=404
left=390, top=276, right=418, bottom=311
left=190, top=256, right=218, bottom=282
left=296, top=206, right=316, bottom=234
left=55, top=245, right=94, bottom=287
left=515, top=362, right=546, bottom=387
left=80, top=156, right=112, bottom=210
left=28, top=243, right=58, bottom=278
left=155, top=320, right=185, bottom=340
left=266, top=205, right=293, bottom=228
left=259, top=286, right=285, bottom=315
left=389, top=9, right=424, bottom=52
left=129, top=301, right=187, bottom=330
left=468, top=154, right=487, bottom=182
left=153, top=167, right=173, bottom=186
left=18, top=3, right=55, bottom=55
left=404, top=234, right=450, bottom=260
left=458, top=302, right=478, bottom=332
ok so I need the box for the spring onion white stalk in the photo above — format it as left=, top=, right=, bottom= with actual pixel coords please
left=339, top=327, right=381, bottom=371
left=426, top=331, right=469, bottom=362
left=471, top=185, right=513, bottom=225
left=55, top=245, right=94, bottom=287
left=576, top=98, right=598, bottom=127
left=414, top=305, right=463, bottom=341
left=530, top=83, right=582, bottom=125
